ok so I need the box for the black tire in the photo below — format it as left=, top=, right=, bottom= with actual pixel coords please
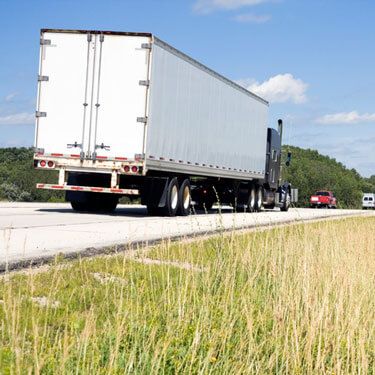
left=280, top=192, right=291, bottom=212
left=161, top=178, right=179, bottom=217
left=96, top=197, right=118, bottom=212
left=254, top=186, right=263, bottom=212
left=264, top=204, right=275, bottom=210
left=71, top=201, right=90, bottom=212
left=178, top=179, right=191, bottom=216
left=71, top=196, right=118, bottom=213
left=246, top=186, right=256, bottom=212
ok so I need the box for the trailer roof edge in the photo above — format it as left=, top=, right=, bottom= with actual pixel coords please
left=153, top=36, right=269, bottom=106
left=40, top=29, right=153, bottom=38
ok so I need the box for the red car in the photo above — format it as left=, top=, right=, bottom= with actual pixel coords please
left=310, top=191, right=337, bottom=208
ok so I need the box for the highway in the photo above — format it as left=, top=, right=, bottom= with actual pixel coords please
left=1, top=202, right=373, bottom=270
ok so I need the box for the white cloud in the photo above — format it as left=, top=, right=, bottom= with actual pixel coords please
left=316, top=111, right=375, bottom=125
left=193, top=0, right=270, bottom=13
left=233, top=13, right=271, bottom=23
left=238, top=73, right=308, bottom=104
left=4, top=92, right=18, bottom=102
left=0, top=112, right=34, bottom=126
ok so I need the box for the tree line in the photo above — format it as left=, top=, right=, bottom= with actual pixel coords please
left=0, top=147, right=374, bottom=208
left=282, top=145, right=374, bottom=208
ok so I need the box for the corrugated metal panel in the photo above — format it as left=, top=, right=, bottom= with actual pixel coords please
left=146, top=41, right=268, bottom=178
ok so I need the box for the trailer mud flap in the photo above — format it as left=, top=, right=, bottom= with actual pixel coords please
left=140, top=177, right=169, bottom=208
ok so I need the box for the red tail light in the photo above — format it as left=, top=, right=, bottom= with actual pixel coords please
left=47, top=161, right=54, bottom=168
left=39, top=160, right=46, bottom=167
left=124, top=165, right=130, bottom=173
left=131, top=166, right=138, bottom=173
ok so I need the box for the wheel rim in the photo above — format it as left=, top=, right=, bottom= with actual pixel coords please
left=183, top=185, right=190, bottom=209
left=249, top=188, right=255, bottom=209
left=257, top=188, right=263, bottom=208
left=285, top=194, right=290, bottom=208
left=171, top=185, right=178, bottom=210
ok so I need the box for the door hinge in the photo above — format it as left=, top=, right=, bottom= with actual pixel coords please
left=141, top=43, right=152, bottom=50
left=99, top=33, right=104, bottom=42
left=95, top=143, right=110, bottom=151
left=139, top=80, right=150, bottom=87
left=87, top=33, right=92, bottom=42
left=35, top=111, right=47, bottom=118
left=137, top=117, right=148, bottom=124
left=67, top=142, right=82, bottom=149
left=38, top=75, right=49, bottom=82
left=40, top=38, right=51, bottom=46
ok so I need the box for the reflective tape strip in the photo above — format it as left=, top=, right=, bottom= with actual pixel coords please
left=36, top=184, right=139, bottom=195
left=38, top=153, right=134, bottom=162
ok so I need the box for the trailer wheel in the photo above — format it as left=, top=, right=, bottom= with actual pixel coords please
left=70, top=195, right=118, bottom=213
left=71, top=201, right=90, bottom=212
left=178, top=179, right=191, bottom=216
left=246, top=186, right=256, bottom=212
left=255, top=187, right=263, bottom=212
left=161, top=178, right=179, bottom=217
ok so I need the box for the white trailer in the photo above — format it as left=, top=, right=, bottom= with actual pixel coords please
left=34, top=29, right=293, bottom=216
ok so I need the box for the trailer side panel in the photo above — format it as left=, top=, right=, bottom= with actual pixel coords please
left=145, top=39, right=268, bottom=179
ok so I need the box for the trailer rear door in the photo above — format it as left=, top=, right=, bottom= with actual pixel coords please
left=36, top=32, right=90, bottom=156
left=35, top=31, right=150, bottom=160
left=91, top=34, right=150, bottom=160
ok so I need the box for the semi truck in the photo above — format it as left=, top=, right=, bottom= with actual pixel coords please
left=34, top=29, right=295, bottom=216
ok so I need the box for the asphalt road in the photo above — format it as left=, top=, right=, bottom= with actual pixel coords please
left=1, top=202, right=373, bottom=269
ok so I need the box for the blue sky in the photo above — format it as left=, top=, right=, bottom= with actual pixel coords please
left=0, top=0, right=374, bottom=176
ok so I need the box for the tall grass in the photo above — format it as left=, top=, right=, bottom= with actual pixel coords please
left=0, top=217, right=374, bottom=373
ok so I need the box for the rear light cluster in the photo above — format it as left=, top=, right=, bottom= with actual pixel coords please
left=38, top=160, right=55, bottom=169
left=123, top=165, right=140, bottom=174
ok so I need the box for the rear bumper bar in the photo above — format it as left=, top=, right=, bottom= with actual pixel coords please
left=36, top=183, right=139, bottom=195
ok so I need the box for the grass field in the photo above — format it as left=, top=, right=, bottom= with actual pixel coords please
left=1, top=217, right=374, bottom=374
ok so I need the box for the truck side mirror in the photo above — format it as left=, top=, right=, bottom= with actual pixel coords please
left=285, top=151, right=292, bottom=166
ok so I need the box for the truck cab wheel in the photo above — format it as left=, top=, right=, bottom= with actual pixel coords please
left=246, top=186, right=256, bottom=212
left=255, top=187, right=263, bottom=212
left=280, top=193, right=291, bottom=212
left=178, top=179, right=191, bottom=216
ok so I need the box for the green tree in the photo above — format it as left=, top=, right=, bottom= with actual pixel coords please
left=282, top=145, right=368, bottom=209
